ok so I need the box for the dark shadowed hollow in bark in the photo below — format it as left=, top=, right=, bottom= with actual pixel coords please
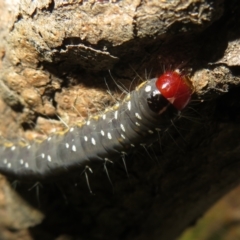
left=0, top=0, right=240, bottom=240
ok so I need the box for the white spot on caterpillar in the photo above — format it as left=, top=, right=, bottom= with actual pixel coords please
left=120, top=124, right=125, bottom=132
left=72, top=145, right=76, bottom=152
left=7, top=163, right=11, bottom=168
left=48, top=137, right=51, bottom=141
left=11, top=146, right=16, bottom=151
left=87, top=121, right=90, bottom=125
left=155, top=128, right=161, bottom=131
left=135, top=112, right=142, bottom=120
left=41, top=153, right=45, bottom=158
left=91, top=138, right=96, bottom=145
left=107, top=132, right=112, bottom=140
left=20, top=159, right=24, bottom=165
left=101, top=130, right=105, bottom=136
left=27, top=145, right=31, bottom=149
left=3, top=159, right=7, bottom=164
left=131, top=144, right=135, bottom=147
left=102, top=114, right=106, bottom=120
left=145, top=85, right=151, bottom=92
left=65, top=143, right=69, bottom=148
left=70, top=127, right=74, bottom=132
left=25, top=163, right=29, bottom=168
left=148, top=130, right=154, bottom=134
left=121, top=134, right=126, bottom=139
left=47, top=155, right=51, bottom=162
left=114, top=111, right=118, bottom=119
left=127, top=101, right=131, bottom=111
left=84, top=136, right=88, bottom=141
left=135, top=122, right=140, bottom=126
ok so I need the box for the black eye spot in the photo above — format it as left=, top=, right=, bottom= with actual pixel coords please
left=147, top=91, right=169, bottom=113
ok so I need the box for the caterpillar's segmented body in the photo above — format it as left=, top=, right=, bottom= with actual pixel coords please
left=0, top=72, right=193, bottom=180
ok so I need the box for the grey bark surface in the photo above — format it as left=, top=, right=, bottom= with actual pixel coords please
left=0, top=0, right=240, bottom=240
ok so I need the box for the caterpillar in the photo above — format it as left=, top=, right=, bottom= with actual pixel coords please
left=0, top=71, right=193, bottom=181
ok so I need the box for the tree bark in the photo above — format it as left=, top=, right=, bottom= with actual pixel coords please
left=0, top=0, right=240, bottom=240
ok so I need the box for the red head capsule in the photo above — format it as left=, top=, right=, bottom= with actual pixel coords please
left=156, top=71, right=193, bottom=110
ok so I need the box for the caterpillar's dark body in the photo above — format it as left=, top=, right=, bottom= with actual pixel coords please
left=0, top=73, right=192, bottom=181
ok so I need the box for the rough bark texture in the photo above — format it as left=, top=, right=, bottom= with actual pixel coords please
left=0, top=0, right=240, bottom=240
